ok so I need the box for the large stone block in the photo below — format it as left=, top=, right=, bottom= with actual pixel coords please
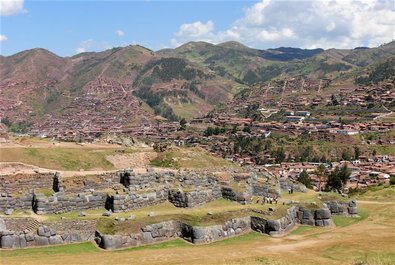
left=1, top=234, right=20, bottom=248
left=315, top=209, right=331, bottom=220
left=49, top=235, right=63, bottom=245
left=34, top=235, right=49, bottom=246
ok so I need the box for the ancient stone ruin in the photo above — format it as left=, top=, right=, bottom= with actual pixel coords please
left=0, top=168, right=358, bottom=249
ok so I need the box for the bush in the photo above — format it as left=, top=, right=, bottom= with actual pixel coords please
left=390, top=177, right=395, bottom=185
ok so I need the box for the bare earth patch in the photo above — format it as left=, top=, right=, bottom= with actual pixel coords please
left=106, top=151, right=157, bottom=169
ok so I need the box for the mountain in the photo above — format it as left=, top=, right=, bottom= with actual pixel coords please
left=0, top=41, right=394, bottom=134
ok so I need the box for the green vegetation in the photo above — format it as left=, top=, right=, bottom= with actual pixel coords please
left=290, top=225, right=318, bottom=235
left=150, top=147, right=236, bottom=169
left=298, top=170, right=312, bottom=189
left=0, top=146, right=143, bottom=170
left=326, top=165, right=351, bottom=192
left=356, top=57, right=395, bottom=84
left=331, top=209, right=368, bottom=227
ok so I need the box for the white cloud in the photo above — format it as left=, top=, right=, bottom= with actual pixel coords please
left=171, top=0, right=395, bottom=49
left=0, top=0, right=25, bottom=16
left=0, top=34, right=8, bottom=42
left=115, top=30, right=125, bottom=37
left=75, top=39, right=94, bottom=54
left=171, top=21, right=215, bottom=46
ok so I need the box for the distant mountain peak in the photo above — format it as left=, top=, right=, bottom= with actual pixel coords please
left=217, top=41, right=249, bottom=50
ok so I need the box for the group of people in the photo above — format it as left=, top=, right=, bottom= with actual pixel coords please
left=288, top=187, right=294, bottom=194
left=255, top=195, right=278, bottom=204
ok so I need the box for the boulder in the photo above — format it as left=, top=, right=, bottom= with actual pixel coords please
left=102, top=211, right=112, bottom=217
left=4, top=209, right=13, bottom=215
left=315, top=209, right=331, bottom=220
left=1, top=234, right=20, bottom=248
left=266, top=220, right=281, bottom=233
left=348, top=207, right=358, bottom=215
left=49, top=235, right=63, bottom=245
left=34, top=235, right=49, bottom=246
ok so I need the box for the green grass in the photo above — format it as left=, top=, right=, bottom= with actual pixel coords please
left=353, top=185, right=395, bottom=202
left=117, top=238, right=191, bottom=252
left=290, top=225, right=319, bottom=235
left=368, top=145, right=395, bottom=156
left=332, top=209, right=369, bottom=227
left=0, top=242, right=99, bottom=258
left=209, top=231, right=267, bottom=246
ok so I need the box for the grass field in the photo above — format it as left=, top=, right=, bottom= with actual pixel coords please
left=0, top=137, right=152, bottom=171
left=2, top=187, right=394, bottom=264
left=150, top=147, right=239, bottom=170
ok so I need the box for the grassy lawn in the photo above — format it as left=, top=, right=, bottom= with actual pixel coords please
left=331, top=209, right=369, bottom=227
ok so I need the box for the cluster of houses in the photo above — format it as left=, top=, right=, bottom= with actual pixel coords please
left=272, top=155, right=395, bottom=191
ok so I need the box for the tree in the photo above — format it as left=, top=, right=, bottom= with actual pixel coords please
left=354, top=146, right=361, bottom=160
left=315, top=164, right=328, bottom=191
left=331, top=94, right=339, bottom=106
left=298, top=170, right=312, bottom=189
left=179, top=118, right=187, bottom=131
left=0, top=117, right=11, bottom=127
left=341, top=149, right=351, bottom=161
left=327, top=165, right=351, bottom=192
left=273, top=147, right=286, bottom=164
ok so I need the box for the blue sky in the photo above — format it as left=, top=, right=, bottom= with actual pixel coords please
left=1, top=0, right=394, bottom=56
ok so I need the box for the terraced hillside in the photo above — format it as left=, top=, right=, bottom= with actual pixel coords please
left=0, top=41, right=394, bottom=131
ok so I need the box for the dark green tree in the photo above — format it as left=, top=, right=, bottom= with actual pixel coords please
left=354, top=146, right=361, bottom=160
left=327, top=165, right=351, bottom=191
left=298, top=170, right=312, bottom=189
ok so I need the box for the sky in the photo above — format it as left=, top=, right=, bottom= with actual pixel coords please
left=1, top=0, right=394, bottom=57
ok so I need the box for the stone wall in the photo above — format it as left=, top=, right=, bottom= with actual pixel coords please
left=0, top=222, right=92, bottom=249
left=111, top=190, right=168, bottom=213
left=221, top=186, right=252, bottom=205
left=324, top=200, right=358, bottom=216
left=252, top=183, right=280, bottom=198
left=33, top=192, right=108, bottom=214
left=95, top=220, right=181, bottom=249
left=168, top=187, right=221, bottom=208
left=59, top=173, right=122, bottom=193
left=251, top=207, right=298, bottom=236
left=279, top=178, right=307, bottom=193
left=0, top=173, right=55, bottom=195
left=182, top=216, right=251, bottom=244
left=0, top=193, right=33, bottom=212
